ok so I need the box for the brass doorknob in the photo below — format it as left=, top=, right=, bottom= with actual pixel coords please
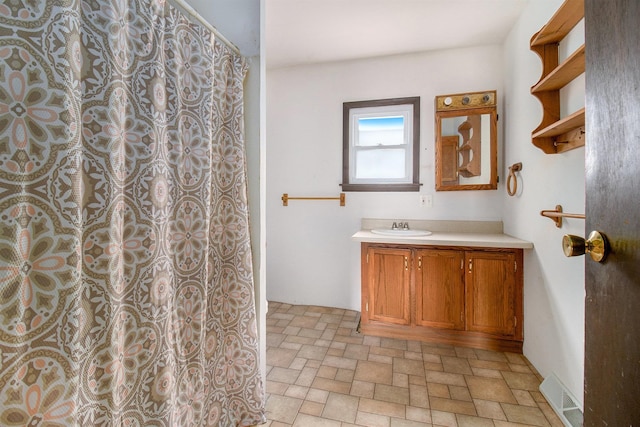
left=562, top=231, right=609, bottom=262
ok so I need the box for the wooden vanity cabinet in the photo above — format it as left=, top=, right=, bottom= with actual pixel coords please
left=365, top=246, right=411, bottom=326
left=465, top=251, right=519, bottom=338
left=360, top=243, right=523, bottom=353
left=415, top=249, right=465, bottom=330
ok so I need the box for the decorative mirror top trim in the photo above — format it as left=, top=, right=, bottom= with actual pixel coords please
left=436, top=90, right=496, bottom=112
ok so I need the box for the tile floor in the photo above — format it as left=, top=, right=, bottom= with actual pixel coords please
left=264, top=301, right=563, bottom=427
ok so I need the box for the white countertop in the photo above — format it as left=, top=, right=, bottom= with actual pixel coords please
left=352, top=230, right=533, bottom=249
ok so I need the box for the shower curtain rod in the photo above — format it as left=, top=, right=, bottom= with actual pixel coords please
left=167, top=0, right=241, bottom=56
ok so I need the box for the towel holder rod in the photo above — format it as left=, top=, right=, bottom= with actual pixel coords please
left=282, top=193, right=346, bottom=207
left=540, top=205, right=585, bottom=228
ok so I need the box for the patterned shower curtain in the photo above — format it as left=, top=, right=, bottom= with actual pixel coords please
left=0, top=0, right=265, bottom=425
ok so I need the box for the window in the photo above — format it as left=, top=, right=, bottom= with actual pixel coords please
left=342, top=97, right=420, bottom=191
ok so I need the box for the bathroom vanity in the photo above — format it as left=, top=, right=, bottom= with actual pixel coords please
left=353, top=219, right=533, bottom=353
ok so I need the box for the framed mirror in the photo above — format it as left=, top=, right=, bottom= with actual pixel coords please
left=435, top=91, right=497, bottom=191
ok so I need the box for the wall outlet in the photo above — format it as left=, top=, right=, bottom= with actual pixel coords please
left=419, top=195, right=433, bottom=207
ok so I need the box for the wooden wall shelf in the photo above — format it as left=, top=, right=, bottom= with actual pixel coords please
left=531, top=44, right=585, bottom=93
left=530, top=0, right=585, bottom=154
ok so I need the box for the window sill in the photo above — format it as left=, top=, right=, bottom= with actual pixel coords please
left=340, top=183, right=421, bottom=192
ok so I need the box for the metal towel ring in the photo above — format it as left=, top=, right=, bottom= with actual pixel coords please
left=507, top=162, right=522, bottom=196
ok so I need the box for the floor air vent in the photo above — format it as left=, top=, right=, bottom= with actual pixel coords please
left=539, top=373, right=583, bottom=427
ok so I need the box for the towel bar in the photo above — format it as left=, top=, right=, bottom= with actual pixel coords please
left=540, top=205, right=585, bottom=228
left=282, top=193, right=346, bottom=207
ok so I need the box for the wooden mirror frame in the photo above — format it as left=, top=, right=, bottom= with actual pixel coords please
left=434, top=91, right=498, bottom=191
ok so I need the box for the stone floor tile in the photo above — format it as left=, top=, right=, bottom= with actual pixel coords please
left=344, top=343, right=371, bottom=360
left=371, top=345, right=405, bottom=359
left=375, top=383, right=410, bottom=405
left=393, top=372, right=409, bottom=388
left=470, top=367, right=503, bottom=379
left=323, top=355, right=358, bottom=370
left=369, top=353, right=394, bottom=364
left=390, top=417, right=431, bottom=427
left=300, top=400, right=324, bottom=416
left=311, top=376, right=352, bottom=394
left=449, top=385, right=472, bottom=402
left=430, top=397, right=476, bottom=416
left=501, top=403, right=551, bottom=426
left=454, top=347, right=478, bottom=360
left=349, top=380, right=375, bottom=398
left=431, top=410, right=458, bottom=427
left=321, top=392, right=359, bottom=423
left=289, top=357, right=307, bottom=371
left=285, top=384, right=309, bottom=399
left=409, top=383, right=429, bottom=408
left=456, top=414, right=494, bottom=427
left=501, top=371, right=542, bottom=391
left=267, top=380, right=289, bottom=395
left=473, top=399, right=506, bottom=420
left=354, top=360, right=393, bottom=384
left=465, top=376, right=517, bottom=404
left=268, top=367, right=301, bottom=384
left=266, top=395, right=303, bottom=424
left=306, top=388, right=330, bottom=403
left=468, top=358, right=511, bottom=371
left=425, top=370, right=466, bottom=387
left=292, top=413, right=341, bottom=427
left=317, top=365, right=338, bottom=379
left=326, top=347, right=344, bottom=357
left=335, top=368, right=355, bottom=383
left=289, top=316, right=318, bottom=328
left=394, top=358, right=425, bottom=376
left=442, top=356, right=473, bottom=376
left=359, top=397, right=406, bottom=418
left=355, top=411, right=391, bottom=427
left=405, top=406, right=431, bottom=423
left=299, top=344, right=329, bottom=360
left=381, top=338, right=408, bottom=351
left=295, top=366, right=318, bottom=387
left=511, top=389, right=537, bottom=407
left=474, top=349, right=508, bottom=363
left=428, top=383, right=450, bottom=398
left=363, top=335, right=381, bottom=347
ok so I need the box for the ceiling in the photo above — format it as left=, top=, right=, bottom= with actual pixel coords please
left=266, top=0, right=529, bottom=69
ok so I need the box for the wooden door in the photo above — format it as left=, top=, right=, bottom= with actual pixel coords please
left=366, top=247, right=411, bottom=325
left=465, top=251, right=516, bottom=337
left=584, top=0, right=640, bottom=423
left=415, top=249, right=465, bottom=330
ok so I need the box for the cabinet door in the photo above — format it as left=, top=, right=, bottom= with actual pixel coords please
left=415, top=249, right=465, bottom=330
left=366, top=247, right=411, bottom=325
left=466, top=251, right=517, bottom=337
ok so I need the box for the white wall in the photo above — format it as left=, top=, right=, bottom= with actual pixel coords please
left=266, top=45, right=505, bottom=310
left=502, top=0, right=585, bottom=404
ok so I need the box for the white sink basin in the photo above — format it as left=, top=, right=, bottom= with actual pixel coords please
left=371, top=229, right=432, bottom=237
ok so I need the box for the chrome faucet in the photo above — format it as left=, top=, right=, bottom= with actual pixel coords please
left=392, top=221, right=409, bottom=230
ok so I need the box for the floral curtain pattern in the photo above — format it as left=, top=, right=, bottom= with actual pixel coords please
left=0, top=0, right=265, bottom=425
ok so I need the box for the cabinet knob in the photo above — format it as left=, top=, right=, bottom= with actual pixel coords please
left=562, top=231, right=609, bottom=262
